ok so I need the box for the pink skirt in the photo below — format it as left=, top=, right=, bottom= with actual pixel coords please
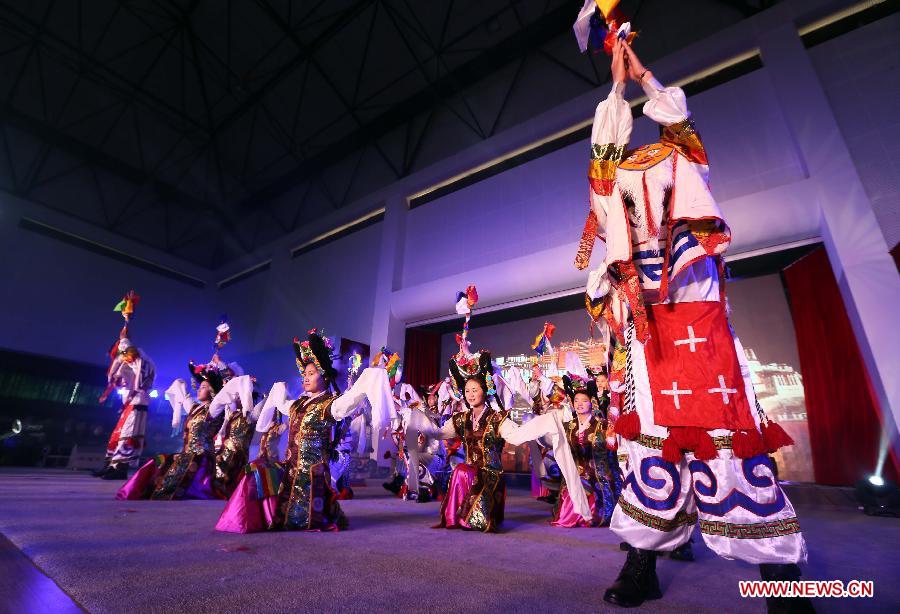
left=437, top=463, right=477, bottom=529
left=550, top=487, right=597, bottom=528
left=215, top=473, right=278, bottom=534
left=115, top=459, right=158, bottom=500
left=531, top=468, right=550, bottom=498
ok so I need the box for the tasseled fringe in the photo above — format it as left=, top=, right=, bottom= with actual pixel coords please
left=662, top=427, right=718, bottom=463
left=693, top=430, right=718, bottom=460
left=662, top=434, right=682, bottom=463
left=731, top=429, right=766, bottom=459
left=615, top=411, right=641, bottom=440
left=761, top=420, right=794, bottom=452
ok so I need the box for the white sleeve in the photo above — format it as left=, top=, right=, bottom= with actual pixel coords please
left=641, top=77, right=689, bottom=127
left=165, top=378, right=193, bottom=430
left=330, top=368, right=394, bottom=448
left=255, top=382, right=292, bottom=433
left=492, top=373, right=515, bottom=412
left=591, top=82, right=632, bottom=148
left=209, top=375, right=254, bottom=420
left=405, top=410, right=457, bottom=441
left=249, top=399, right=265, bottom=422
left=437, top=379, right=455, bottom=406
left=499, top=414, right=591, bottom=521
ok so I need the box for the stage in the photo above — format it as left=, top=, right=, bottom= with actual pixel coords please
left=0, top=469, right=894, bottom=613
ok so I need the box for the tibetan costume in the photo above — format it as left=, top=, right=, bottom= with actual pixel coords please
left=215, top=332, right=392, bottom=533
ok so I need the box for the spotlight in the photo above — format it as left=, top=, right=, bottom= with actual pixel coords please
left=149, top=389, right=159, bottom=398
left=0, top=419, right=23, bottom=441
left=117, top=387, right=129, bottom=400
left=856, top=475, right=900, bottom=517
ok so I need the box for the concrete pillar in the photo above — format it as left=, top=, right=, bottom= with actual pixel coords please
left=369, top=192, right=408, bottom=356
left=369, top=192, right=408, bottom=466
left=759, top=24, right=900, bottom=453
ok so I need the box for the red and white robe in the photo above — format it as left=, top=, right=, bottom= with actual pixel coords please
left=578, top=78, right=806, bottom=564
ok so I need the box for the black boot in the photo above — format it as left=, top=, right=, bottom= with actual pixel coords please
left=100, top=464, right=128, bottom=480
left=669, top=539, right=694, bottom=562
left=417, top=488, right=432, bottom=503
left=759, top=564, right=816, bottom=613
left=91, top=462, right=111, bottom=477
left=382, top=474, right=403, bottom=495
left=619, top=541, right=632, bottom=552
left=603, top=548, right=662, bottom=607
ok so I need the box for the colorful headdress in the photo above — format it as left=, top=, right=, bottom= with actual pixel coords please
left=189, top=361, right=224, bottom=393
left=562, top=372, right=599, bottom=406
left=372, top=347, right=402, bottom=388
left=454, top=285, right=479, bottom=348
left=423, top=381, right=443, bottom=399
left=573, top=0, right=635, bottom=55
left=214, top=316, right=231, bottom=350
left=531, top=322, right=556, bottom=356
left=587, top=365, right=608, bottom=379
left=448, top=284, right=501, bottom=407
left=108, top=332, right=131, bottom=360
left=113, top=290, right=140, bottom=322
left=449, top=350, right=500, bottom=408
left=293, top=329, right=337, bottom=382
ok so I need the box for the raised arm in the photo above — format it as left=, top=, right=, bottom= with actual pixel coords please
left=577, top=39, right=633, bottom=271
left=624, top=43, right=708, bottom=175
left=499, top=412, right=591, bottom=521
left=405, top=409, right=457, bottom=441
left=330, top=368, right=394, bottom=451
left=165, top=378, right=193, bottom=435
left=209, top=374, right=254, bottom=420
left=255, top=382, right=293, bottom=433
left=592, top=39, right=633, bottom=151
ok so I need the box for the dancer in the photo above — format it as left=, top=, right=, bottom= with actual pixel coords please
left=571, top=14, right=808, bottom=607
left=216, top=330, right=392, bottom=533
left=406, top=346, right=589, bottom=532
left=97, top=320, right=155, bottom=480
left=396, top=385, right=445, bottom=502
left=528, top=362, right=566, bottom=503
left=551, top=367, right=622, bottom=528
left=406, top=288, right=590, bottom=533
left=211, top=375, right=261, bottom=499
left=116, top=364, right=227, bottom=500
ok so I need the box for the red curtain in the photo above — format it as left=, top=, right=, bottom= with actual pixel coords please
left=404, top=328, right=441, bottom=390
left=783, top=247, right=898, bottom=485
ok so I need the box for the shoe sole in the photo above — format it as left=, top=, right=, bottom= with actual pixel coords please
left=603, top=590, right=643, bottom=608
left=602, top=587, right=663, bottom=608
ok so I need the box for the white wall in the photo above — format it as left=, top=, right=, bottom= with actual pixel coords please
left=210, top=222, right=384, bottom=387
left=808, top=12, right=900, bottom=248
left=0, top=193, right=213, bottom=387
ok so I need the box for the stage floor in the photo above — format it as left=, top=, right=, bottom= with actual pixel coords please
left=0, top=469, right=896, bottom=613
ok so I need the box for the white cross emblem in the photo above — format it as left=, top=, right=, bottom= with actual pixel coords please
left=708, top=375, right=738, bottom=404
left=674, top=326, right=707, bottom=352
left=661, top=381, right=692, bottom=410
